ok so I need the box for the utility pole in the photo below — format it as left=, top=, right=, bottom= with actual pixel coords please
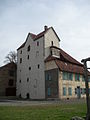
left=81, top=57, right=90, bottom=120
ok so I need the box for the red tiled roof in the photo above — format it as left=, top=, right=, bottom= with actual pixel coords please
left=45, top=55, right=90, bottom=75
left=30, top=33, right=36, bottom=39
left=17, top=26, right=60, bottom=50
left=45, top=55, right=57, bottom=62
left=34, top=29, right=49, bottom=40
left=55, top=59, right=84, bottom=74
left=50, top=46, right=82, bottom=66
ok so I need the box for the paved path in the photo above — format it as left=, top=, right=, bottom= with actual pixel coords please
left=0, top=99, right=86, bottom=106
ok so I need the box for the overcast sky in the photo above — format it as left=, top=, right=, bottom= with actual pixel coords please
left=0, top=0, right=90, bottom=66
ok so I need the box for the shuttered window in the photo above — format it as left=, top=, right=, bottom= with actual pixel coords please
left=68, top=87, right=72, bottom=96
left=63, top=87, right=66, bottom=96
left=75, top=74, right=80, bottom=81
left=47, top=88, right=51, bottom=96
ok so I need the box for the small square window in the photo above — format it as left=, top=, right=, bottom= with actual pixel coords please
left=20, top=58, right=22, bottom=63
left=37, top=41, right=39, bottom=46
left=19, top=80, right=21, bottom=83
left=20, top=50, right=22, bottom=54
left=38, top=64, right=40, bottom=69
left=27, top=55, right=29, bottom=59
left=27, top=78, right=29, bottom=82
left=51, top=41, right=53, bottom=46
left=27, top=45, right=30, bottom=51
left=29, top=67, right=31, bottom=70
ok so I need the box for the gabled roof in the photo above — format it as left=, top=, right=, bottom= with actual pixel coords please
left=0, top=62, right=16, bottom=70
left=17, top=33, right=36, bottom=50
left=34, top=29, right=49, bottom=40
left=45, top=46, right=87, bottom=74
left=17, top=26, right=60, bottom=50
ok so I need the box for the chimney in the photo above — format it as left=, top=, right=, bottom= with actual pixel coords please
left=44, top=25, right=48, bottom=31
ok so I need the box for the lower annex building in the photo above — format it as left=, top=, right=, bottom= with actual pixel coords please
left=0, top=62, right=16, bottom=96
left=17, top=26, right=90, bottom=99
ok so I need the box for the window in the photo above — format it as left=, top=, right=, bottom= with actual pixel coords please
left=26, top=93, right=29, bottom=99
left=8, top=79, right=14, bottom=86
left=9, top=70, right=14, bottom=77
left=20, top=50, right=22, bottom=54
left=36, top=51, right=39, bottom=57
left=68, top=73, right=73, bottom=81
left=27, top=78, right=29, bottom=82
left=88, top=76, right=90, bottom=82
left=68, top=87, right=72, bottom=96
left=27, top=55, right=29, bottom=59
left=19, top=94, right=21, bottom=98
left=47, top=88, right=51, bottom=96
left=50, top=50, right=52, bottom=55
left=34, top=79, right=37, bottom=88
left=27, top=45, right=30, bottom=51
left=75, top=74, right=80, bottom=81
left=82, top=88, right=85, bottom=95
left=63, top=72, right=73, bottom=81
left=75, top=88, right=77, bottom=94
left=20, top=58, right=22, bottom=63
left=51, top=41, right=53, bottom=46
left=19, top=80, right=21, bottom=83
left=29, top=67, right=31, bottom=70
left=63, top=72, right=68, bottom=80
left=38, top=64, right=40, bottom=69
left=82, top=75, right=85, bottom=82
left=45, top=74, right=51, bottom=80
left=89, top=89, right=90, bottom=94
left=37, top=41, right=39, bottom=46
left=63, top=87, right=66, bottom=96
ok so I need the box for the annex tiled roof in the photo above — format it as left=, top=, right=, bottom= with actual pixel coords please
left=50, top=46, right=82, bottom=66
left=55, top=59, right=84, bottom=74
left=45, top=55, right=85, bottom=74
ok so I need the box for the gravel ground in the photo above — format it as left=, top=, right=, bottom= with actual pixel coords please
left=0, top=98, right=86, bottom=106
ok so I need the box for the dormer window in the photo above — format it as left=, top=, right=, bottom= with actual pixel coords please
left=50, top=47, right=60, bottom=58
left=27, top=45, right=30, bottom=51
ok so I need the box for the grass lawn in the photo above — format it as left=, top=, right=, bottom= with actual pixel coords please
left=0, top=103, right=86, bottom=120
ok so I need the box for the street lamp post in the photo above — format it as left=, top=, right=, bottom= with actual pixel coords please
left=81, top=58, right=90, bottom=120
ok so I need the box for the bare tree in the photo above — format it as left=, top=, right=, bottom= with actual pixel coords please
left=4, top=51, right=17, bottom=64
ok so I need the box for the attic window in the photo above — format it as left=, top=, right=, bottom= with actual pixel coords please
left=27, top=45, right=30, bottom=51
